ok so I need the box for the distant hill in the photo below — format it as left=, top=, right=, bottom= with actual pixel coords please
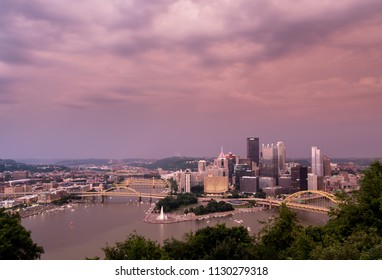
left=138, top=156, right=213, bottom=171
left=0, top=159, right=70, bottom=173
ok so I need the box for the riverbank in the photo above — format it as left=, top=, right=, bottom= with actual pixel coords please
left=143, top=205, right=265, bottom=224
left=18, top=203, right=78, bottom=218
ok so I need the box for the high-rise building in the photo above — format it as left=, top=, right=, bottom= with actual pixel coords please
left=198, top=160, right=206, bottom=175
left=204, top=148, right=229, bottom=194
left=308, top=173, right=318, bottom=191
left=213, top=147, right=229, bottom=176
left=261, top=143, right=279, bottom=184
left=247, top=137, right=260, bottom=165
left=179, top=169, right=192, bottom=193
left=311, top=146, right=324, bottom=177
left=277, top=141, right=286, bottom=174
left=233, top=163, right=254, bottom=189
left=324, top=155, right=331, bottom=177
left=225, top=152, right=238, bottom=184
left=240, top=176, right=259, bottom=193
left=308, top=173, right=324, bottom=191
left=291, top=165, right=308, bottom=191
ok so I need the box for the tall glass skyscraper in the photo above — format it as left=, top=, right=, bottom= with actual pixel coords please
left=277, top=141, right=286, bottom=174
left=311, top=146, right=324, bottom=177
left=261, top=143, right=279, bottom=183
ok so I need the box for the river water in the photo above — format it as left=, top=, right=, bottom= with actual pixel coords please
left=22, top=195, right=328, bottom=260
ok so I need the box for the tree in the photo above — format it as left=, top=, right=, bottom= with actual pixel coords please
left=163, top=224, right=255, bottom=260
left=327, top=160, right=382, bottom=236
left=0, top=209, right=44, bottom=260
left=254, top=203, right=303, bottom=259
left=102, top=233, right=168, bottom=260
left=308, top=160, right=382, bottom=259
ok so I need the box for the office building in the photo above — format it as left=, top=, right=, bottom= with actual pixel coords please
left=308, top=173, right=324, bottom=191
left=239, top=176, right=259, bottom=193
left=311, top=146, right=324, bottom=177
left=225, top=152, right=239, bottom=184
left=233, top=164, right=254, bottom=189
left=261, top=143, right=279, bottom=183
left=179, top=169, right=192, bottom=193
left=277, top=141, right=286, bottom=174
left=204, top=148, right=229, bottom=194
left=259, top=177, right=276, bottom=189
left=198, top=160, right=206, bottom=175
left=247, top=137, right=260, bottom=165
left=291, top=165, right=308, bottom=191
left=324, top=155, right=331, bottom=177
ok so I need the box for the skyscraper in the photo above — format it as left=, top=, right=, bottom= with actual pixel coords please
left=204, top=148, right=229, bottom=194
left=277, top=141, right=286, bottom=174
left=311, top=146, right=324, bottom=177
left=261, top=143, right=279, bottom=183
left=291, top=165, right=308, bottom=191
left=247, top=137, right=260, bottom=165
left=324, top=155, right=331, bottom=177
left=198, top=160, right=206, bottom=174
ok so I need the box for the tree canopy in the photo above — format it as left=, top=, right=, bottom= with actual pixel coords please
left=0, top=209, right=44, bottom=260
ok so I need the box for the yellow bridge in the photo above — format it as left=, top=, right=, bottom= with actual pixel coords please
left=74, top=179, right=169, bottom=201
left=251, top=190, right=339, bottom=213
left=123, top=177, right=169, bottom=188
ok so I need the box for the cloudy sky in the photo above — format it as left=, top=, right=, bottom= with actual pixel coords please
left=1, top=0, right=381, bottom=160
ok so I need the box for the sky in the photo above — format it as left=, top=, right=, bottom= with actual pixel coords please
left=0, top=0, right=382, bottom=160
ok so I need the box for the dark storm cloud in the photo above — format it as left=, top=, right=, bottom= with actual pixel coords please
left=1, top=0, right=382, bottom=158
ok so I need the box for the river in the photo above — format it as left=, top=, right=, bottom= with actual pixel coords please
left=22, top=195, right=328, bottom=260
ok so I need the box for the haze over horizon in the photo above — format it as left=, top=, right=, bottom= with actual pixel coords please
left=1, top=0, right=381, bottom=160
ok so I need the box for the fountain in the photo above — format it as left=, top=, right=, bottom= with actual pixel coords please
left=157, top=206, right=168, bottom=220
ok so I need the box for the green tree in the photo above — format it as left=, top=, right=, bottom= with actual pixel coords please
left=0, top=209, right=44, bottom=260
left=309, top=160, right=382, bottom=259
left=254, top=203, right=303, bottom=259
left=102, top=233, right=168, bottom=260
left=163, top=224, right=254, bottom=259
left=327, top=160, right=382, bottom=237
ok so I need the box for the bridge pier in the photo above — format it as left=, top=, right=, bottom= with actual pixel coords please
left=101, top=195, right=104, bottom=204
left=139, top=196, right=142, bottom=203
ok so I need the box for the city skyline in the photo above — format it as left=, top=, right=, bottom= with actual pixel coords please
left=1, top=1, right=382, bottom=159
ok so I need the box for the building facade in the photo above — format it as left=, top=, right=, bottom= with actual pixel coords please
left=311, top=146, right=324, bottom=177
left=261, top=143, right=279, bottom=184
left=277, top=141, right=286, bottom=174
left=247, top=137, right=260, bottom=165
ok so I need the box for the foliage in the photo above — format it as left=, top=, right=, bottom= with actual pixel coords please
left=102, top=233, right=168, bottom=260
left=253, top=203, right=303, bottom=259
left=190, top=185, right=204, bottom=195
left=155, top=193, right=197, bottom=212
left=0, top=159, right=69, bottom=173
left=254, top=191, right=266, bottom=199
left=187, top=200, right=234, bottom=215
left=230, top=191, right=249, bottom=198
left=0, top=209, right=44, bottom=260
left=163, top=224, right=255, bottom=260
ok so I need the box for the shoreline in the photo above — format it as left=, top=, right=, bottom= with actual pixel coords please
left=18, top=203, right=77, bottom=218
left=143, top=206, right=265, bottom=224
